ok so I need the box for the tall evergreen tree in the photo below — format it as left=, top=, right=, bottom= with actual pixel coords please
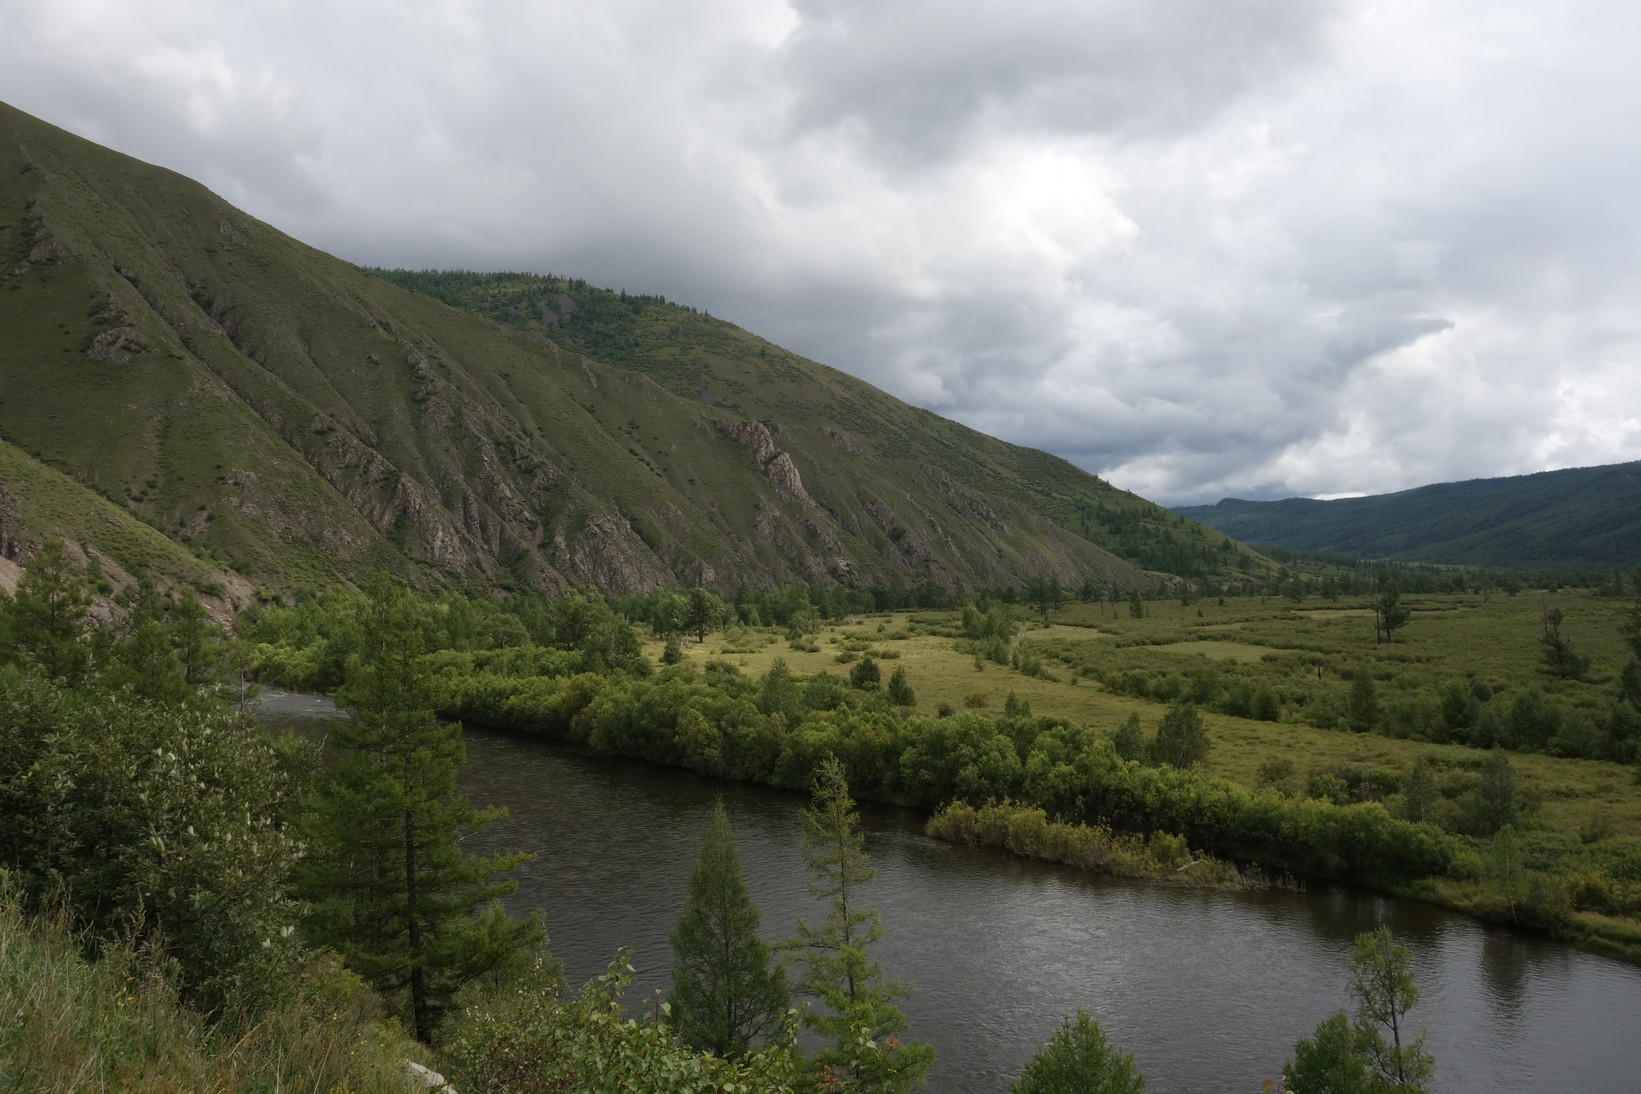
left=298, top=577, right=540, bottom=1041
left=669, top=799, right=789, bottom=1057
left=787, top=756, right=933, bottom=1090
left=4, top=540, right=92, bottom=683
left=1373, top=576, right=1410, bottom=644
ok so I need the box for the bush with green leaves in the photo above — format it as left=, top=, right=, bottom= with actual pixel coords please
left=0, top=672, right=303, bottom=1017
left=443, top=951, right=804, bottom=1093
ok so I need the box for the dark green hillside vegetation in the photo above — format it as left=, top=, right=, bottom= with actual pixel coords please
left=372, top=266, right=1264, bottom=583
left=1175, top=461, right=1641, bottom=569
left=0, top=99, right=1260, bottom=604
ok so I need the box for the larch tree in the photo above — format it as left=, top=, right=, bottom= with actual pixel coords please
left=787, top=756, right=934, bottom=1090
left=669, top=798, right=790, bottom=1057
left=298, top=576, right=540, bottom=1042
left=1373, top=576, right=1410, bottom=644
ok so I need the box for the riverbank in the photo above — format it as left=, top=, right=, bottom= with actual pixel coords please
left=255, top=687, right=1641, bottom=1094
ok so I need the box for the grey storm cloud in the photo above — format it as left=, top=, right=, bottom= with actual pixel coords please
left=2, top=0, right=1639, bottom=505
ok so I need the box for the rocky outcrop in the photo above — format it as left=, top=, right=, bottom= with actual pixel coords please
left=720, top=419, right=813, bottom=504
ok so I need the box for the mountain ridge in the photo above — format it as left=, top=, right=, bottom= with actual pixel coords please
left=0, top=99, right=1261, bottom=603
left=1174, top=461, right=1641, bottom=569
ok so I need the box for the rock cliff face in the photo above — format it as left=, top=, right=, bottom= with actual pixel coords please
left=720, top=419, right=813, bottom=504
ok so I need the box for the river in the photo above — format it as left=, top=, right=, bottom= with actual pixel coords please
left=259, top=689, right=1641, bottom=1092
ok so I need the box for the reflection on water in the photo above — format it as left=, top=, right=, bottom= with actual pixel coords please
left=259, top=689, right=1641, bottom=1094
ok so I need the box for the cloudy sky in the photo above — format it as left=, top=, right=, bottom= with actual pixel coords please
left=4, top=0, right=1639, bottom=504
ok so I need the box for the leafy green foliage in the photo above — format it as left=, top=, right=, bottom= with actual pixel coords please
left=886, top=666, right=916, bottom=707
left=1540, top=606, right=1592, bottom=680
left=669, top=800, right=790, bottom=1057
left=443, top=952, right=804, bottom=1092
left=0, top=892, right=422, bottom=1094
left=1012, top=1011, right=1145, bottom=1094
left=1284, top=927, right=1434, bottom=1093
left=2, top=540, right=92, bottom=682
left=1373, top=578, right=1410, bottom=645
left=1148, top=702, right=1210, bottom=769
left=0, top=673, right=303, bottom=1017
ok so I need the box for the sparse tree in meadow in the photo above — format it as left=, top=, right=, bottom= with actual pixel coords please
left=1347, top=669, right=1379, bottom=734
left=1397, top=757, right=1439, bottom=824
left=1373, top=575, right=1410, bottom=644
left=1027, top=575, right=1065, bottom=624
left=1539, top=606, right=1591, bottom=681
left=686, top=586, right=726, bottom=643
left=1148, top=702, right=1210, bottom=769
left=886, top=665, right=916, bottom=707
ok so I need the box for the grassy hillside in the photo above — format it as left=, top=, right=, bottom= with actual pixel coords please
left=0, top=437, right=242, bottom=604
left=1174, top=462, right=1641, bottom=569
left=371, top=270, right=1256, bottom=582
left=0, top=100, right=1265, bottom=600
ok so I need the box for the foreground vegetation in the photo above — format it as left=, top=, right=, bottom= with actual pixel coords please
left=2, top=541, right=1634, bottom=1089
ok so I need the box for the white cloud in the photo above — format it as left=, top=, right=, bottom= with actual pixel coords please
left=3, top=0, right=1640, bottom=504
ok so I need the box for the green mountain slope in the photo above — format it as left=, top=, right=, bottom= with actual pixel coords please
left=1174, top=462, right=1641, bottom=569
left=0, top=100, right=1257, bottom=599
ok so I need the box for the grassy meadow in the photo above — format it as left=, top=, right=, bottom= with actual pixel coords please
left=654, top=586, right=1641, bottom=844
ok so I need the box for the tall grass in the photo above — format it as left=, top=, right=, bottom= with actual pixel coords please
left=0, top=885, right=423, bottom=1093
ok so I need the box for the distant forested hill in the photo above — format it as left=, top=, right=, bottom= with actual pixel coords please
left=1173, top=462, right=1641, bottom=569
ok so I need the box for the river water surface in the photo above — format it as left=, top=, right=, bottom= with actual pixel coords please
left=260, top=689, right=1641, bottom=1093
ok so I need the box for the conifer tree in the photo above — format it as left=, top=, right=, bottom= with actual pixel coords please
left=4, top=540, right=92, bottom=683
left=669, top=799, right=789, bottom=1057
left=1013, top=1011, right=1145, bottom=1094
left=788, top=756, right=934, bottom=1089
left=886, top=666, right=916, bottom=707
left=298, top=576, right=540, bottom=1041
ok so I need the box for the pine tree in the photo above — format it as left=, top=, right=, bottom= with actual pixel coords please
left=4, top=540, right=92, bottom=683
left=669, top=799, right=789, bottom=1057
left=298, top=577, right=540, bottom=1041
left=788, top=756, right=934, bottom=1089
left=1347, top=669, right=1379, bottom=733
